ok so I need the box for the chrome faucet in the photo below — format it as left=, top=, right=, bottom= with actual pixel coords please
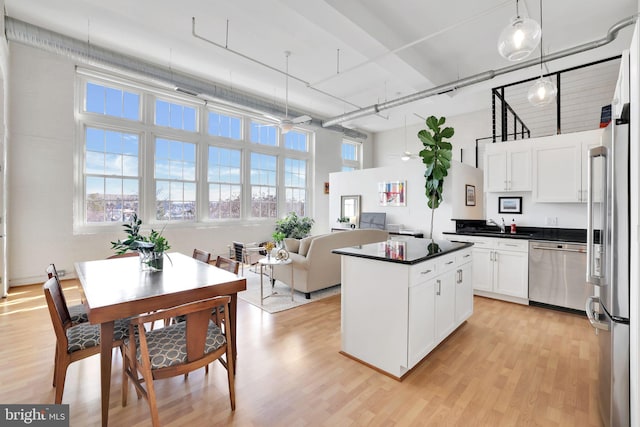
left=487, top=218, right=506, bottom=233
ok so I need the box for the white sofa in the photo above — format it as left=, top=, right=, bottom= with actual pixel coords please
left=271, top=229, right=388, bottom=298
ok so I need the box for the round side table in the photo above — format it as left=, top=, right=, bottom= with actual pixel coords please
left=258, top=257, right=294, bottom=304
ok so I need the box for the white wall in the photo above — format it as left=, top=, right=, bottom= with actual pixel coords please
left=372, top=109, right=492, bottom=169
left=484, top=193, right=588, bottom=228
left=6, top=43, right=359, bottom=285
left=329, top=160, right=482, bottom=239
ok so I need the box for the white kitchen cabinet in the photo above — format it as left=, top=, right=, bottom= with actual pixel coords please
left=531, top=129, right=602, bottom=203
left=454, top=259, right=473, bottom=323
left=485, top=143, right=531, bottom=192
left=493, top=242, right=529, bottom=298
left=408, top=277, right=436, bottom=367
left=341, top=245, right=473, bottom=379
left=447, top=235, right=529, bottom=304
left=435, top=268, right=456, bottom=342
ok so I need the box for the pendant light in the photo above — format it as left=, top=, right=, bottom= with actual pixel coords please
left=527, top=0, right=557, bottom=106
left=401, top=116, right=412, bottom=162
left=497, top=0, right=541, bottom=61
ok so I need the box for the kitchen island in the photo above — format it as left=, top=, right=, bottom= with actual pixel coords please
left=333, top=239, right=473, bottom=380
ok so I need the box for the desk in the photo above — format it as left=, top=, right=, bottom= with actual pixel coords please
left=258, top=257, right=293, bottom=304
left=75, top=252, right=246, bottom=426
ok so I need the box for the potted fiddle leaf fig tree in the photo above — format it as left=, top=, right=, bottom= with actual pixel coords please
left=418, top=116, right=453, bottom=241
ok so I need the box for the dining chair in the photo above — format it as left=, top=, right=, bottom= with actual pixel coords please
left=215, top=255, right=240, bottom=275
left=43, top=276, right=130, bottom=404
left=192, top=248, right=211, bottom=264
left=46, top=263, right=88, bottom=324
left=121, top=296, right=236, bottom=426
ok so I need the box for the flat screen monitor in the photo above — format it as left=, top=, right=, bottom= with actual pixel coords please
left=359, top=212, right=386, bottom=230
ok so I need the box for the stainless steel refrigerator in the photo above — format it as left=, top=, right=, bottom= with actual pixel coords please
left=586, top=119, right=630, bottom=427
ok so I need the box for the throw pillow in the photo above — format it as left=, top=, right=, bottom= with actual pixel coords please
left=298, top=236, right=314, bottom=257
left=284, top=238, right=300, bottom=254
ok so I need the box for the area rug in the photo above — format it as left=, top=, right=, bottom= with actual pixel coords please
left=237, top=269, right=341, bottom=314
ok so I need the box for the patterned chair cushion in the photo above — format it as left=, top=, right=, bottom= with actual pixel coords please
left=68, top=304, right=89, bottom=324
left=66, top=318, right=130, bottom=353
left=127, top=321, right=226, bottom=370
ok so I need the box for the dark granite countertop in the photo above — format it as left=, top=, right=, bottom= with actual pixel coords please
left=444, top=222, right=587, bottom=244
left=332, top=239, right=473, bottom=265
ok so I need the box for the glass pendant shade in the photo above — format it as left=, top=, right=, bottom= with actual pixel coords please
left=497, top=16, right=541, bottom=61
left=527, top=76, right=557, bottom=106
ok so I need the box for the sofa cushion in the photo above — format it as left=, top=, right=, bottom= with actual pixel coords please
left=298, top=236, right=314, bottom=257
left=284, top=238, right=300, bottom=254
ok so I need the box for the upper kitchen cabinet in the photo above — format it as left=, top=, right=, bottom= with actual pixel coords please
left=532, top=129, right=603, bottom=203
left=484, top=143, right=531, bottom=192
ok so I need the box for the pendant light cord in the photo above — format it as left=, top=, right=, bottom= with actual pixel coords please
left=539, top=0, right=543, bottom=74
left=516, top=0, right=520, bottom=19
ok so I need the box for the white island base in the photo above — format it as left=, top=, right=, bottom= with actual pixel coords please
left=336, top=241, right=473, bottom=380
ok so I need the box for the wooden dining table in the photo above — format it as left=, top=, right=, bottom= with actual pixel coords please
left=75, top=252, right=246, bottom=427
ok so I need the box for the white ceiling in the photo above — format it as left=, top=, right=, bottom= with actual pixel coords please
left=5, top=0, right=638, bottom=133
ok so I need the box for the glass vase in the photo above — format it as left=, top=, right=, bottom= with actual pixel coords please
left=139, top=250, right=164, bottom=271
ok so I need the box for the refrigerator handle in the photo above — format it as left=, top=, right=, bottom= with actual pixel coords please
left=586, top=145, right=606, bottom=285
left=585, top=296, right=609, bottom=331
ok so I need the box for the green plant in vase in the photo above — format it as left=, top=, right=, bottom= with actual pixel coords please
left=111, top=213, right=171, bottom=271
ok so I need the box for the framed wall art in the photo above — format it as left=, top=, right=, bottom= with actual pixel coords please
left=465, top=184, right=476, bottom=206
left=378, top=181, right=406, bottom=206
left=498, top=196, right=522, bottom=214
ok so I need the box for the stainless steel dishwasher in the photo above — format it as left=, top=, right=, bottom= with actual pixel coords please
left=528, top=240, right=591, bottom=311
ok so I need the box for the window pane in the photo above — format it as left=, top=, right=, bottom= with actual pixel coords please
left=84, top=126, right=140, bottom=223
left=156, top=100, right=170, bottom=126
left=156, top=99, right=197, bottom=132
left=284, top=131, right=307, bottom=151
left=123, top=92, right=140, bottom=120
left=86, top=83, right=104, bottom=114
left=105, top=87, right=121, bottom=117
left=209, top=111, right=242, bottom=140
left=85, top=82, right=139, bottom=120
left=154, top=138, right=197, bottom=222
left=85, top=128, right=138, bottom=178
left=285, top=158, right=307, bottom=216
left=250, top=153, right=277, bottom=218
left=250, top=122, right=277, bottom=146
left=208, top=146, right=242, bottom=219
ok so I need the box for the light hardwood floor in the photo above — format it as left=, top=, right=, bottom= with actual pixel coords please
left=0, top=280, right=602, bottom=426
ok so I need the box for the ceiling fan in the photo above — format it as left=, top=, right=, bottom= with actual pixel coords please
left=274, top=51, right=311, bottom=134
left=396, top=116, right=419, bottom=161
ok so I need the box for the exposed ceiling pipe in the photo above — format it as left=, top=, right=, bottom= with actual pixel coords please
left=322, top=14, right=638, bottom=128
left=3, top=16, right=367, bottom=140
left=191, top=17, right=388, bottom=122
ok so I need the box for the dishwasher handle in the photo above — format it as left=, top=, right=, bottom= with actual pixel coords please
left=530, top=245, right=586, bottom=253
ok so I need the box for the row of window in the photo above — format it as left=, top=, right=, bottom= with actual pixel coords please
left=78, top=74, right=313, bottom=226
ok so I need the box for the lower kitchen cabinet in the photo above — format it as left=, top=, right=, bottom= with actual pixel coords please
left=449, top=235, right=529, bottom=304
left=408, top=251, right=472, bottom=370
left=455, top=260, right=473, bottom=322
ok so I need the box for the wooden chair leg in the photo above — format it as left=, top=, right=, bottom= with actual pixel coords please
left=54, top=353, right=68, bottom=404
left=122, top=346, right=129, bottom=407
left=52, top=343, right=58, bottom=387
